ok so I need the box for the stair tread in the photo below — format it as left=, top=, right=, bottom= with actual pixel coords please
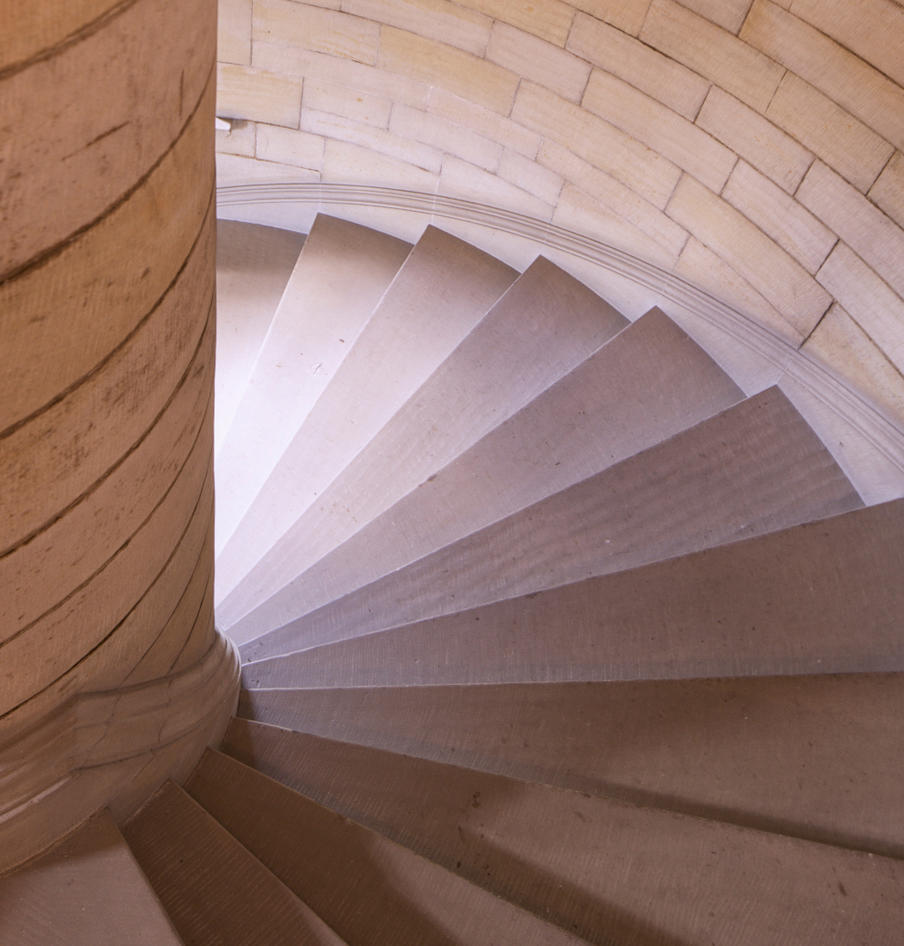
left=218, top=255, right=628, bottom=629
left=237, top=671, right=904, bottom=859
left=214, top=215, right=411, bottom=556
left=207, top=218, right=903, bottom=942
left=0, top=810, right=183, bottom=946
left=219, top=719, right=904, bottom=946
left=240, top=386, right=861, bottom=660
left=215, top=225, right=518, bottom=603
left=187, top=748, right=589, bottom=945
left=242, top=500, right=902, bottom=688
left=214, top=221, right=306, bottom=458
left=230, top=307, right=745, bottom=645
left=123, top=781, right=346, bottom=946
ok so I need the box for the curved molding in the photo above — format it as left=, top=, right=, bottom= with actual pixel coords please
left=217, top=181, right=904, bottom=479
left=0, top=633, right=239, bottom=872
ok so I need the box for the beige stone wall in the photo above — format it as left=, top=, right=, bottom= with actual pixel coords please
left=1, top=0, right=236, bottom=868
left=215, top=0, right=904, bottom=425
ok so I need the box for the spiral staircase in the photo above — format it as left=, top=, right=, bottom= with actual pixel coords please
left=2, top=210, right=903, bottom=944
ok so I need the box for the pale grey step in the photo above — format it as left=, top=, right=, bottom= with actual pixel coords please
left=0, top=810, right=183, bottom=945
left=123, top=781, right=346, bottom=946
left=240, top=387, right=861, bottom=661
left=242, top=501, right=899, bottom=689
left=214, top=215, right=411, bottom=556
left=218, top=256, right=628, bottom=629
left=215, top=225, right=517, bottom=604
left=219, top=720, right=904, bottom=946
left=228, top=307, right=744, bottom=645
left=237, top=670, right=904, bottom=860
left=214, top=221, right=305, bottom=457
left=187, top=749, right=589, bottom=946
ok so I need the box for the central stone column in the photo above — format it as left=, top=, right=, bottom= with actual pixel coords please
left=0, top=0, right=237, bottom=871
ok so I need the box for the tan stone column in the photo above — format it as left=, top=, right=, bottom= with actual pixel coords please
left=0, top=0, right=237, bottom=870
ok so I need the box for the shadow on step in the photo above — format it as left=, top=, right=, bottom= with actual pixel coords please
left=452, top=814, right=692, bottom=946
left=223, top=718, right=691, bottom=945
left=236, top=670, right=904, bottom=863
left=188, top=748, right=560, bottom=945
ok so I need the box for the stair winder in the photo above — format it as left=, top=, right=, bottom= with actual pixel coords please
left=2, top=215, right=902, bottom=946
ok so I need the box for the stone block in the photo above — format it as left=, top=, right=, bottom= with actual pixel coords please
left=675, top=237, right=800, bottom=344
left=741, top=0, right=904, bottom=152
left=254, top=45, right=432, bottom=109
left=552, top=184, right=679, bottom=267
left=487, top=22, right=591, bottom=103
left=379, top=27, right=519, bottom=113
left=673, top=0, right=751, bottom=31
left=254, top=0, right=380, bottom=64
left=567, top=13, right=709, bottom=119
left=218, top=0, right=251, bottom=65
left=766, top=73, right=893, bottom=193
left=497, top=149, right=563, bottom=205
left=513, top=81, right=681, bottom=209
left=804, top=304, right=904, bottom=424
left=426, top=88, right=541, bottom=157
left=816, top=243, right=904, bottom=375
left=390, top=105, right=502, bottom=171
left=216, top=153, right=317, bottom=185
left=217, top=63, right=302, bottom=127
left=869, top=151, right=904, bottom=229
left=321, top=139, right=440, bottom=189
left=640, top=0, right=783, bottom=111
left=696, top=87, right=813, bottom=194
left=570, top=0, right=651, bottom=35
left=303, top=78, right=392, bottom=127
left=216, top=120, right=256, bottom=157
left=439, top=156, right=554, bottom=219
left=799, top=161, right=904, bottom=299
left=583, top=69, right=735, bottom=192
left=538, top=139, right=689, bottom=260
left=302, top=108, right=443, bottom=171
left=667, top=174, right=832, bottom=334
left=256, top=124, right=326, bottom=170
left=789, top=0, right=904, bottom=88
left=341, top=0, right=491, bottom=55
left=723, top=161, right=836, bottom=274
left=458, top=0, right=575, bottom=44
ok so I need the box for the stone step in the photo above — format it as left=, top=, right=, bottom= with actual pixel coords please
left=218, top=255, right=627, bottom=629
left=123, top=781, right=346, bottom=946
left=240, top=387, right=860, bottom=660
left=187, top=748, right=589, bottom=946
left=0, top=811, right=183, bottom=945
left=242, top=501, right=901, bottom=688
left=215, top=225, right=517, bottom=603
left=214, top=215, right=411, bottom=556
left=214, top=220, right=305, bottom=457
left=230, top=307, right=745, bottom=646
left=237, top=669, right=904, bottom=859
left=219, top=719, right=904, bottom=946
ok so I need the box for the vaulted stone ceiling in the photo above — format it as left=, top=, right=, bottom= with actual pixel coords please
left=214, top=0, right=904, bottom=428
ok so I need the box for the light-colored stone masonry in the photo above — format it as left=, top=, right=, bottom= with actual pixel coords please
left=216, top=0, right=904, bottom=424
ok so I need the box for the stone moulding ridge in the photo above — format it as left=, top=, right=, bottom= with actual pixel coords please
left=216, top=181, right=904, bottom=481
left=0, top=633, right=240, bottom=874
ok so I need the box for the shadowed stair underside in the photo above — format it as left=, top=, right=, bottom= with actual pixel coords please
left=2, top=215, right=902, bottom=945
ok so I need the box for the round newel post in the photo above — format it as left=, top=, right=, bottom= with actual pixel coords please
left=0, top=0, right=237, bottom=871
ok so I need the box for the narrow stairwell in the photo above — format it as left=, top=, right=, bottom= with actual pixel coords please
left=1, top=214, right=902, bottom=945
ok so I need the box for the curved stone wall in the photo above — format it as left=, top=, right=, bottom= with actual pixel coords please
left=0, top=0, right=237, bottom=869
left=215, top=0, right=904, bottom=426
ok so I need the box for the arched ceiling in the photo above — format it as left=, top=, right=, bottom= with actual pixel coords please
left=214, top=0, right=904, bottom=429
